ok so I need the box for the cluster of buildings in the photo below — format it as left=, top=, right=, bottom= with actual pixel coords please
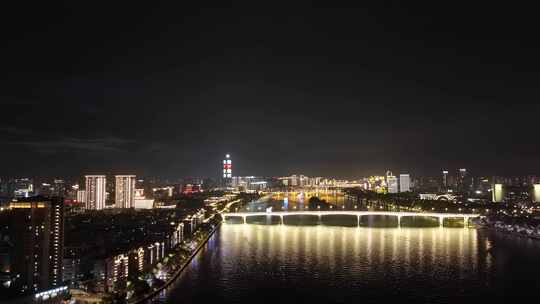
left=275, top=172, right=411, bottom=194
left=0, top=193, right=208, bottom=302
left=79, top=175, right=147, bottom=210
left=76, top=210, right=205, bottom=293
left=277, top=175, right=351, bottom=188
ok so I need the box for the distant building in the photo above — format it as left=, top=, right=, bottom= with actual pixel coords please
left=134, top=198, right=154, bottom=209
left=492, top=184, right=504, bottom=203
left=387, top=175, right=398, bottom=194
left=399, top=174, right=410, bottom=192
left=231, top=176, right=268, bottom=191
left=13, top=178, right=33, bottom=198
left=222, top=154, right=232, bottom=186
left=442, top=170, right=449, bottom=191
left=76, top=190, right=86, bottom=204
left=7, top=197, right=64, bottom=295
left=115, top=175, right=136, bottom=209
left=457, top=168, right=468, bottom=192
left=134, top=188, right=144, bottom=198
left=533, top=184, right=540, bottom=203
left=53, top=179, right=66, bottom=197
left=85, top=175, right=106, bottom=210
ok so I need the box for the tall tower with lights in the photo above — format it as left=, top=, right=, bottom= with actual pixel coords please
left=222, top=154, right=232, bottom=187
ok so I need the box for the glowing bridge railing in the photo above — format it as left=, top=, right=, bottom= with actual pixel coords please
left=222, top=211, right=482, bottom=227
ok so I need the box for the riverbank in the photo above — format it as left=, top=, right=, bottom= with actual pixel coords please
left=473, top=217, right=540, bottom=240
left=131, top=221, right=221, bottom=304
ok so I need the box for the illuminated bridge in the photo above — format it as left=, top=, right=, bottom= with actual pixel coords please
left=222, top=211, right=482, bottom=227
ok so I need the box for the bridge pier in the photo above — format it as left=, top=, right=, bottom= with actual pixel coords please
left=439, top=217, right=444, bottom=227
left=243, top=216, right=247, bottom=224
left=280, top=215, right=284, bottom=225
left=318, top=214, right=322, bottom=225
left=357, top=215, right=360, bottom=227
left=464, top=217, right=468, bottom=228
left=397, top=216, right=401, bottom=228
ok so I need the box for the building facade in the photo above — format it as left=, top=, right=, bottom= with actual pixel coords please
left=399, top=174, right=410, bottom=192
left=387, top=175, right=398, bottom=194
left=7, top=197, right=64, bottom=295
left=85, top=175, right=106, bottom=210
left=115, top=175, right=136, bottom=209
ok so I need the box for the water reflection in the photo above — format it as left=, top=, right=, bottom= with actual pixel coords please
left=154, top=225, right=540, bottom=304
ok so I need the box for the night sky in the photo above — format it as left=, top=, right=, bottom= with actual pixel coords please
left=2, top=3, right=540, bottom=179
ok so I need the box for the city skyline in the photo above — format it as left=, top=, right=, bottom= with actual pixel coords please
left=2, top=3, right=540, bottom=303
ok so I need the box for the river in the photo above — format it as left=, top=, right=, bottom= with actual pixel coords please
left=148, top=223, right=540, bottom=303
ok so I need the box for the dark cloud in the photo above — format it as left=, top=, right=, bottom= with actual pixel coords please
left=3, top=137, right=134, bottom=154
left=1, top=2, right=540, bottom=178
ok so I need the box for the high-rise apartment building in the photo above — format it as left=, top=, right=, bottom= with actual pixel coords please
left=8, top=197, right=64, bottom=295
left=387, top=175, right=398, bottom=193
left=76, top=190, right=86, bottom=204
left=115, top=175, right=136, bottom=209
left=85, top=175, right=106, bottom=210
left=399, top=174, right=410, bottom=192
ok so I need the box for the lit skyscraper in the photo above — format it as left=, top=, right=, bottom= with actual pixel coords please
left=8, top=197, right=64, bottom=294
left=85, top=175, right=106, bottom=210
left=442, top=170, right=449, bottom=191
left=222, top=154, right=232, bottom=186
left=76, top=190, right=86, bottom=204
left=399, top=174, right=410, bottom=192
left=115, top=175, right=136, bottom=209
left=223, top=154, right=232, bottom=178
left=387, top=175, right=398, bottom=193
left=457, top=168, right=468, bottom=192
left=492, top=184, right=504, bottom=203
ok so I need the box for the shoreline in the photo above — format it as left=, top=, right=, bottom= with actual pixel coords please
left=479, top=225, right=540, bottom=241
left=132, top=221, right=221, bottom=304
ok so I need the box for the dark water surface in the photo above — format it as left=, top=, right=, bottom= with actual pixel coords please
left=150, top=225, right=540, bottom=304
